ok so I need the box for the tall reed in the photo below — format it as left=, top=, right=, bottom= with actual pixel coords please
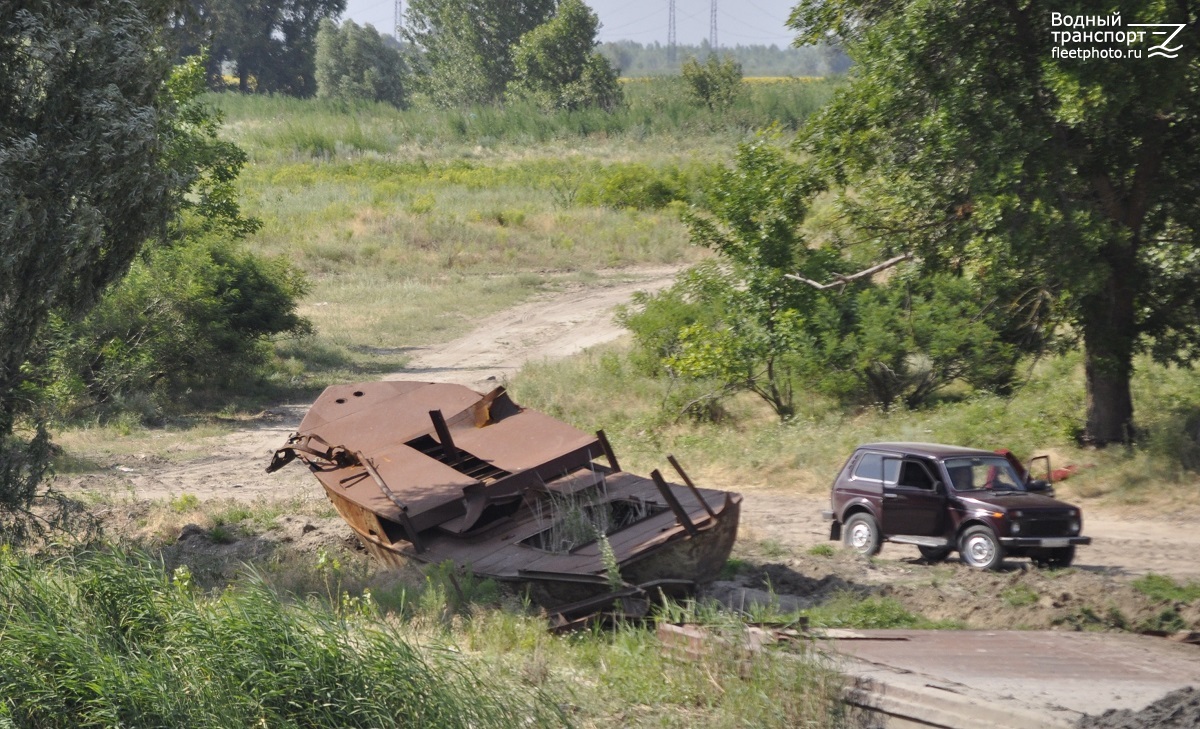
left=0, top=548, right=560, bottom=728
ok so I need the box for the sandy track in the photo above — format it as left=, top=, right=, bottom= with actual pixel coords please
left=393, top=267, right=680, bottom=389
left=60, top=268, right=680, bottom=504
left=738, top=489, right=1200, bottom=582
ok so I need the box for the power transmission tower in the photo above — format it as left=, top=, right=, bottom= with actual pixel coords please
left=709, top=0, right=718, bottom=50
left=668, top=0, right=677, bottom=63
left=394, top=0, right=403, bottom=38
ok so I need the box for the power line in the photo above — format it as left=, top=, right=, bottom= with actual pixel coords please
left=599, top=6, right=665, bottom=32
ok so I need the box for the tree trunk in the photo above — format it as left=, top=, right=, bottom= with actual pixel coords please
left=1083, top=339, right=1133, bottom=445
left=1080, top=246, right=1137, bottom=445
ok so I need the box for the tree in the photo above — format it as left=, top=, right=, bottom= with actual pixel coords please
left=681, top=54, right=744, bottom=111
left=1, top=0, right=183, bottom=536
left=316, top=19, right=408, bottom=107
left=789, top=0, right=1200, bottom=444
left=172, top=0, right=346, bottom=96
left=508, top=0, right=622, bottom=112
left=402, top=0, right=558, bottom=106
left=621, top=136, right=1033, bottom=417
left=31, top=58, right=309, bottom=420
left=631, top=137, right=831, bottom=419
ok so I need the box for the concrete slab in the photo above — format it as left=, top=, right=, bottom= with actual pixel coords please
left=820, top=630, right=1200, bottom=728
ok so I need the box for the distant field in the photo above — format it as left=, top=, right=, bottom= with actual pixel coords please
left=209, top=78, right=837, bottom=386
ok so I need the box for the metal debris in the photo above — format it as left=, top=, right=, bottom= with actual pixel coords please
left=269, top=381, right=742, bottom=623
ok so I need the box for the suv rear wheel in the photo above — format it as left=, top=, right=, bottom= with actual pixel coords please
left=959, top=525, right=1004, bottom=570
left=843, top=513, right=881, bottom=557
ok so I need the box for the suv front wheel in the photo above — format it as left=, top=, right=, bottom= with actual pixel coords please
left=959, top=525, right=1004, bottom=570
left=843, top=513, right=881, bottom=557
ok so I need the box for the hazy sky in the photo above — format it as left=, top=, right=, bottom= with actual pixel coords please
left=342, top=0, right=801, bottom=48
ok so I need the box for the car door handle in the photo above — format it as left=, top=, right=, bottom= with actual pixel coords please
left=883, top=493, right=898, bottom=499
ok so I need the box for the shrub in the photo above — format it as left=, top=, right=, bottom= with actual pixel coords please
left=508, top=0, right=623, bottom=112
left=39, top=236, right=310, bottom=419
left=577, top=163, right=691, bottom=210
left=681, top=54, right=744, bottom=111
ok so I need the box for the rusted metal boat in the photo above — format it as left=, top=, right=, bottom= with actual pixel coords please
left=267, top=381, right=741, bottom=622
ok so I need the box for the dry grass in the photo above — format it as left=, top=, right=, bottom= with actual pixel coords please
left=512, top=342, right=1200, bottom=517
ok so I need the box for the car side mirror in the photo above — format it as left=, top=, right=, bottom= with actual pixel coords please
left=1027, top=479, right=1052, bottom=493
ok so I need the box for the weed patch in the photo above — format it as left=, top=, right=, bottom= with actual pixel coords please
left=806, top=593, right=959, bottom=630
left=1132, top=573, right=1200, bottom=603
left=1002, top=584, right=1039, bottom=608
left=0, top=549, right=558, bottom=728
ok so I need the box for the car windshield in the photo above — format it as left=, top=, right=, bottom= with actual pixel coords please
left=942, top=457, right=1025, bottom=492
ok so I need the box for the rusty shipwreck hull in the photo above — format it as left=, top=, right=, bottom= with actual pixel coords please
left=268, top=381, right=742, bottom=610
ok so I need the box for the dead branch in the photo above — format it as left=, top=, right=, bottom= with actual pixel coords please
left=784, top=252, right=913, bottom=290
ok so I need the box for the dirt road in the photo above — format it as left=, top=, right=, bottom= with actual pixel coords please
left=59, top=266, right=1200, bottom=584
left=737, top=489, right=1200, bottom=582
left=61, top=268, right=680, bottom=505
left=396, top=267, right=680, bottom=388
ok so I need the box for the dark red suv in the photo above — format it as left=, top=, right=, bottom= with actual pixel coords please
left=822, top=442, right=1090, bottom=569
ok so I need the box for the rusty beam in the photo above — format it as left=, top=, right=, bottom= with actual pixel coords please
left=596, top=429, right=621, bottom=472
left=428, top=409, right=460, bottom=465
left=650, top=469, right=698, bottom=537
left=667, top=454, right=717, bottom=521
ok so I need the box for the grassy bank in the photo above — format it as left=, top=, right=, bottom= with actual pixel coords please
left=510, top=343, right=1200, bottom=514
left=0, top=548, right=846, bottom=729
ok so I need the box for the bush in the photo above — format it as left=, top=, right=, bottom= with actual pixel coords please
left=577, top=162, right=702, bottom=210
left=849, top=272, right=1022, bottom=409
left=40, top=236, right=310, bottom=419
left=618, top=136, right=1035, bottom=417
left=508, top=0, right=623, bottom=112
left=681, top=54, right=744, bottom=111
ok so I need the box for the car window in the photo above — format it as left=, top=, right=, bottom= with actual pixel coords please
left=852, top=453, right=899, bottom=484
left=898, top=460, right=935, bottom=489
left=943, top=457, right=1023, bottom=491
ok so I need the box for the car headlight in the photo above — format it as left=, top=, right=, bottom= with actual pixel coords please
left=1069, top=520, right=1080, bottom=534
left=1011, top=521, right=1021, bottom=535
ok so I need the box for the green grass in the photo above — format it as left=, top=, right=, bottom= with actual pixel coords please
left=805, top=594, right=963, bottom=630
left=211, top=78, right=840, bottom=157
left=0, top=549, right=559, bottom=728
left=200, top=89, right=797, bottom=398
left=1001, top=584, right=1039, bottom=608
left=0, top=548, right=847, bottom=729
left=1132, top=574, right=1200, bottom=603
left=510, top=342, right=1200, bottom=510
left=42, top=76, right=839, bottom=429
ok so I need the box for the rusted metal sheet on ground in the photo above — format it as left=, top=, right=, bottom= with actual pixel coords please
left=268, top=381, right=742, bottom=623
